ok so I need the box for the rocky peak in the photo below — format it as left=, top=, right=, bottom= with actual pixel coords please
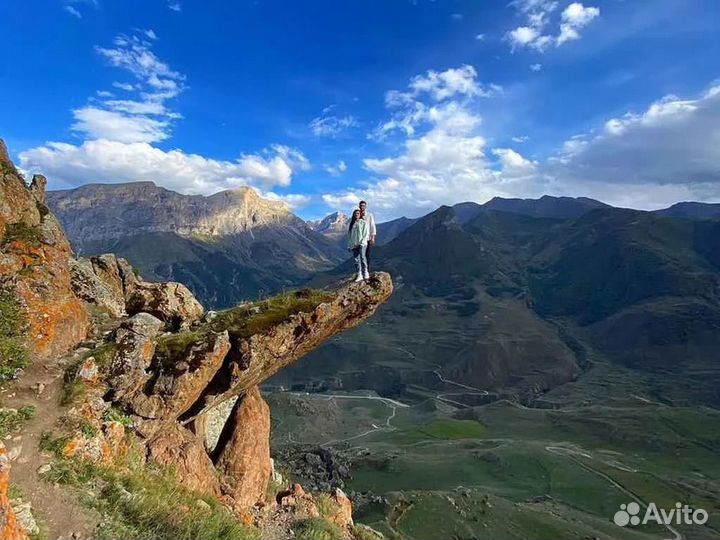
left=46, top=181, right=301, bottom=243
left=309, top=211, right=349, bottom=241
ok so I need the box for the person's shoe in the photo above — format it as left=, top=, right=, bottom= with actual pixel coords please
left=354, top=274, right=364, bottom=282
left=363, top=271, right=370, bottom=280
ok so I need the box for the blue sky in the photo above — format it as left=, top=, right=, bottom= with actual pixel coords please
left=1, top=0, right=719, bottom=221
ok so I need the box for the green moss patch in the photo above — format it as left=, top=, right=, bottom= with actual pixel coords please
left=208, top=288, right=335, bottom=340
left=0, top=405, right=35, bottom=439
left=0, top=287, right=29, bottom=381
left=295, top=517, right=344, bottom=540
left=1, top=221, right=43, bottom=247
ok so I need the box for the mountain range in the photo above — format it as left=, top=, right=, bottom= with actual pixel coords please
left=48, top=182, right=720, bottom=404
left=47, top=182, right=345, bottom=307
left=277, top=198, right=720, bottom=407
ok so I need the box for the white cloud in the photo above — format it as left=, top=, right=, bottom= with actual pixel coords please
left=451, top=13, right=464, bottom=20
left=475, top=33, right=486, bottom=41
left=373, top=66, right=501, bottom=139
left=67, top=31, right=186, bottom=143
left=309, top=112, right=358, bottom=137
left=167, top=1, right=182, bottom=12
left=263, top=191, right=312, bottom=210
left=506, top=1, right=599, bottom=51
left=557, top=2, right=599, bottom=44
left=19, top=140, right=310, bottom=194
left=325, top=160, right=348, bottom=176
left=64, top=5, right=82, bottom=18
left=323, top=70, right=720, bottom=218
left=549, top=83, right=720, bottom=196
left=530, top=63, right=543, bottom=71
left=112, top=82, right=135, bottom=91
left=63, top=0, right=97, bottom=18
left=324, top=66, right=532, bottom=220
left=71, top=107, right=170, bottom=143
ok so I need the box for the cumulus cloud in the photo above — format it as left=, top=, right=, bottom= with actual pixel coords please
left=19, top=29, right=310, bottom=199
left=19, top=140, right=310, bottom=194
left=507, top=1, right=599, bottom=51
left=323, top=69, right=720, bottom=218
left=530, top=63, right=543, bottom=72
left=373, top=65, right=501, bottom=140
left=324, top=66, right=534, bottom=219
left=262, top=191, right=312, bottom=210
left=549, top=83, right=720, bottom=198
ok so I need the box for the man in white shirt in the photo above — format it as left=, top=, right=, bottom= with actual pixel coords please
left=359, top=200, right=376, bottom=278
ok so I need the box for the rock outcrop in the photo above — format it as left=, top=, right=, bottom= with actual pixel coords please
left=215, top=386, right=271, bottom=510
left=0, top=442, right=29, bottom=540
left=125, top=280, right=204, bottom=329
left=81, top=273, right=393, bottom=512
left=0, top=139, right=89, bottom=360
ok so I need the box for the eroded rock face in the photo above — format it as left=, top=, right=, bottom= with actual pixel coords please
left=107, top=313, right=164, bottom=402
left=70, top=257, right=126, bottom=317
left=0, top=141, right=90, bottom=360
left=70, top=272, right=392, bottom=515
left=0, top=442, right=29, bottom=540
left=195, top=274, right=394, bottom=416
left=126, top=281, right=204, bottom=330
left=146, top=423, right=221, bottom=497
left=215, top=386, right=271, bottom=510
left=127, top=331, right=231, bottom=421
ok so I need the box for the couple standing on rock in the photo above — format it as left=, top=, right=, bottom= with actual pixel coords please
left=347, top=200, right=377, bottom=282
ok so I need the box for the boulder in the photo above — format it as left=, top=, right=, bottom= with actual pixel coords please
left=126, top=281, right=204, bottom=330
left=328, top=488, right=354, bottom=529
left=127, top=331, right=231, bottom=420
left=215, top=386, right=271, bottom=510
left=70, top=257, right=126, bottom=317
left=147, top=423, right=221, bottom=497
left=107, top=313, right=164, bottom=402
left=90, top=254, right=126, bottom=307
left=116, top=256, right=139, bottom=295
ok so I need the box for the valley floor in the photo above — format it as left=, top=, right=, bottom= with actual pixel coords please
left=268, top=356, right=720, bottom=540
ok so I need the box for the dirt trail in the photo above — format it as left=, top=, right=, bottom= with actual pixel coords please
left=2, top=349, right=100, bottom=539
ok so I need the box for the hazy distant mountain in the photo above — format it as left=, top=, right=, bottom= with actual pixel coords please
left=483, top=195, right=610, bottom=219
left=47, top=182, right=345, bottom=307
left=307, top=211, right=349, bottom=241
left=654, top=201, right=720, bottom=220
left=375, top=216, right=417, bottom=245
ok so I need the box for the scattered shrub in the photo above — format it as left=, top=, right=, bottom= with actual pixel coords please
left=295, top=517, right=344, bottom=540
left=0, top=287, right=28, bottom=381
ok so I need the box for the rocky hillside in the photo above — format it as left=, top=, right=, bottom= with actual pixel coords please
left=47, top=183, right=346, bottom=308
left=0, top=140, right=394, bottom=539
left=283, top=200, right=720, bottom=409
left=308, top=212, right=349, bottom=241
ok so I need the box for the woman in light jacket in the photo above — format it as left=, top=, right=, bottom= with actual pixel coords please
left=347, top=209, right=370, bottom=282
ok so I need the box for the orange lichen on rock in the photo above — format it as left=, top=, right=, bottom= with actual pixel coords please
left=0, top=443, right=29, bottom=540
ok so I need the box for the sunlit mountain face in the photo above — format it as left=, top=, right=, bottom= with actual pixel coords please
left=3, top=0, right=720, bottom=539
